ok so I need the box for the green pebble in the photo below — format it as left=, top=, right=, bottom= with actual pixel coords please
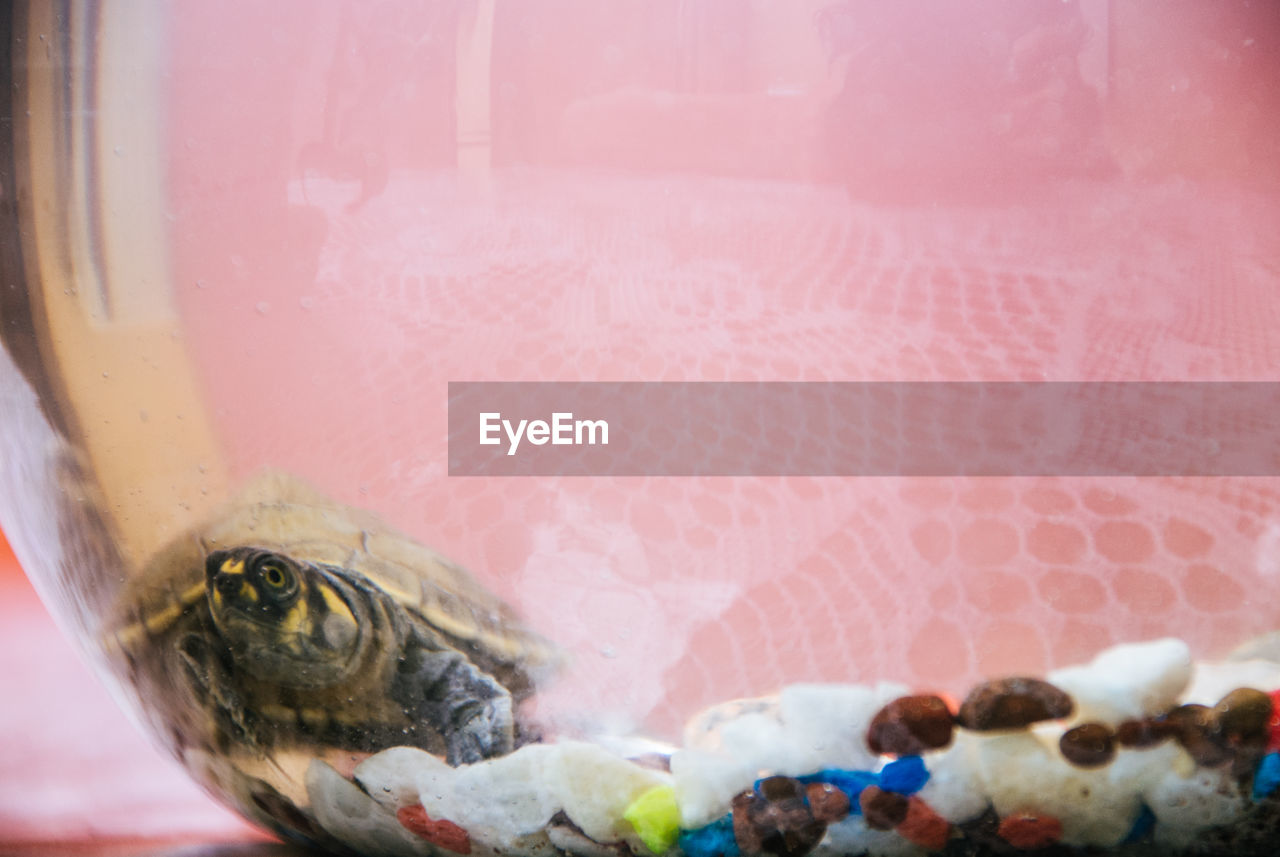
left=623, top=785, right=681, bottom=854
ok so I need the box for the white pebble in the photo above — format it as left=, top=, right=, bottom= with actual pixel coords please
left=683, top=695, right=779, bottom=752
left=1182, top=659, right=1280, bottom=706
left=973, top=731, right=1143, bottom=847
left=355, top=746, right=440, bottom=813
left=670, top=748, right=756, bottom=829
left=1112, top=740, right=1195, bottom=789
left=415, top=744, right=561, bottom=848
left=358, top=742, right=671, bottom=853
left=914, top=731, right=987, bottom=824
left=816, top=817, right=926, bottom=857
left=777, top=682, right=910, bottom=775
left=450, top=830, right=561, bottom=857
left=716, top=711, right=793, bottom=773
left=674, top=682, right=909, bottom=828
left=307, top=759, right=434, bottom=857
left=589, top=733, right=678, bottom=761
left=547, top=822, right=626, bottom=857
left=544, top=741, right=671, bottom=850
left=1146, top=763, right=1247, bottom=849
left=499, top=832, right=563, bottom=857
left=1048, top=638, right=1191, bottom=726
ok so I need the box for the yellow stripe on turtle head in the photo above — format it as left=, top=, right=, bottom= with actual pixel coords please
left=238, top=581, right=259, bottom=603
left=181, top=581, right=207, bottom=605
left=318, top=582, right=356, bottom=629
left=219, top=558, right=246, bottom=576
left=280, top=602, right=306, bottom=635
left=278, top=576, right=311, bottom=637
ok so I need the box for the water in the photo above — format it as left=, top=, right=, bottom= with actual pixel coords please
left=2, top=1, right=1280, bottom=854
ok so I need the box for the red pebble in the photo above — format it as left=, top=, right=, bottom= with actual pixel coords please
left=398, top=805, right=472, bottom=854
left=1267, top=689, right=1280, bottom=752
left=997, top=812, right=1063, bottom=850
left=896, top=797, right=950, bottom=852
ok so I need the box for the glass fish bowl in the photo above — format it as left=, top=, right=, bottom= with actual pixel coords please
left=2, top=1, right=1280, bottom=855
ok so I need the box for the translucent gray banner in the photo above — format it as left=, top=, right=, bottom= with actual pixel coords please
left=447, top=382, right=1280, bottom=476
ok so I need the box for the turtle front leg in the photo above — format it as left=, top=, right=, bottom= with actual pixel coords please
left=393, top=629, right=515, bottom=765
left=176, top=632, right=259, bottom=753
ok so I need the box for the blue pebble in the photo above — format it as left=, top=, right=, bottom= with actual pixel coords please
left=879, top=755, right=929, bottom=795
left=679, top=815, right=740, bottom=857
left=1121, top=805, right=1156, bottom=844
left=1253, top=752, right=1280, bottom=801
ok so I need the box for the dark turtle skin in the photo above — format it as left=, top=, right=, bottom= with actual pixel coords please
left=106, top=472, right=560, bottom=771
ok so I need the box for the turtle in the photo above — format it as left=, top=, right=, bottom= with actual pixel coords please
left=105, top=471, right=561, bottom=769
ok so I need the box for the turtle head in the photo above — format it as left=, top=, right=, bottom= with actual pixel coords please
left=205, top=547, right=362, bottom=685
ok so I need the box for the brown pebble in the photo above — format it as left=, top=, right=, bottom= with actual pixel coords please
left=997, top=812, right=1063, bottom=849
left=896, top=797, right=951, bottom=851
left=1115, top=718, right=1179, bottom=748
left=1167, top=704, right=1232, bottom=767
left=867, top=695, right=955, bottom=756
left=956, top=678, right=1074, bottom=731
left=732, top=777, right=827, bottom=857
left=1215, top=687, right=1273, bottom=750
left=758, top=776, right=806, bottom=803
left=805, top=783, right=850, bottom=823
left=1059, top=722, right=1115, bottom=768
left=858, top=785, right=909, bottom=831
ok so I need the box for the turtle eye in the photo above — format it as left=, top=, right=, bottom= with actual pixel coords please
left=261, top=565, right=289, bottom=589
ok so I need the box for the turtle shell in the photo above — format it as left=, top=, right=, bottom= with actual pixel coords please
left=106, top=471, right=561, bottom=765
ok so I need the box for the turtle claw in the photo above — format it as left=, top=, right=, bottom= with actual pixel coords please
left=394, top=629, right=516, bottom=765
left=446, top=694, right=515, bottom=765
